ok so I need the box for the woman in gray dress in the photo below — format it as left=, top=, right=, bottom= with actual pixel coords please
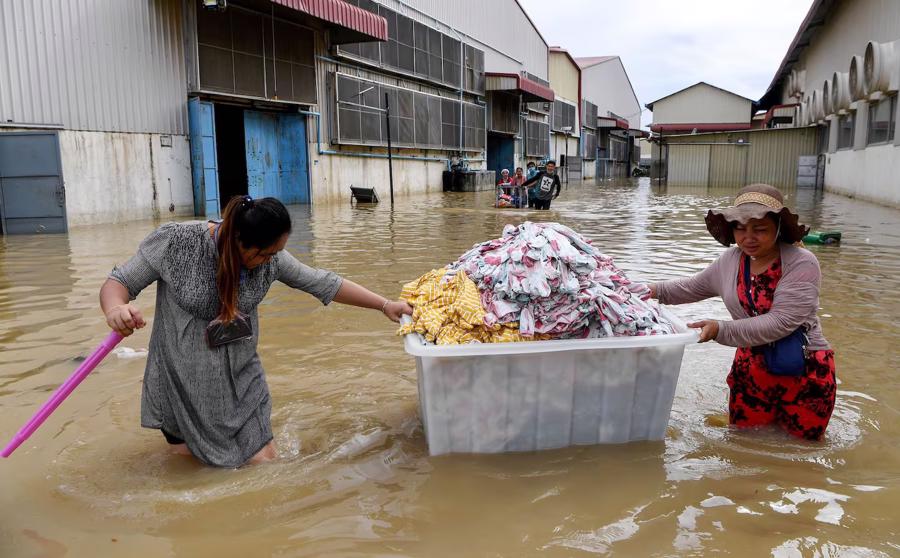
left=99, top=196, right=412, bottom=468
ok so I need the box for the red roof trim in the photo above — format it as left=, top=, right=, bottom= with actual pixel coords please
left=650, top=122, right=752, bottom=133
left=272, top=0, right=388, bottom=42
left=486, top=72, right=555, bottom=102
left=598, top=116, right=630, bottom=129
left=762, top=103, right=799, bottom=126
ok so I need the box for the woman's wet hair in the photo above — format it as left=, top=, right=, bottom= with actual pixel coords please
left=216, top=196, right=291, bottom=321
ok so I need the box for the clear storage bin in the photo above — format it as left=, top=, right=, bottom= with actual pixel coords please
left=402, top=308, right=697, bottom=455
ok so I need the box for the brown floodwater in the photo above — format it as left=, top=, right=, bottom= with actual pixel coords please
left=1, top=178, right=898, bottom=557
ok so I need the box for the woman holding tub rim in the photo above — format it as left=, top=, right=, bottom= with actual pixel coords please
left=650, top=184, right=836, bottom=440
left=100, top=195, right=412, bottom=468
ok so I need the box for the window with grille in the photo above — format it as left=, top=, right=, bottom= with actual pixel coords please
left=525, top=120, right=550, bottom=157
left=334, top=74, right=484, bottom=151
left=582, top=100, right=598, bottom=130
left=489, top=92, right=519, bottom=135
left=552, top=100, right=577, bottom=132
left=197, top=5, right=316, bottom=103
left=867, top=95, right=896, bottom=145
left=582, top=130, right=597, bottom=160
left=337, top=1, right=482, bottom=93
left=837, top=112, right=855, bottom=149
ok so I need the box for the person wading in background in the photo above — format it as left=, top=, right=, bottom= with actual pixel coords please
left=100, top=196, right=413, bottom=468
left=522, top=160, right=562, bottom=210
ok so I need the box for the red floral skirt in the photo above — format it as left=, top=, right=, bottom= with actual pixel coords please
left=727, top=348, right=836, bottom=440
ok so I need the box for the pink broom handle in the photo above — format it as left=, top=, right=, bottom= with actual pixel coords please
left=1, top=331, right=124, bottom=458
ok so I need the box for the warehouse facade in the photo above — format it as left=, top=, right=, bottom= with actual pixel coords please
left=576, top=56, right=642, bottom=179
left=758, top=0, right=900, bottom=207
left=0, top=0, right=558, bottom=231
left=2, top=0, right=654, bottom=232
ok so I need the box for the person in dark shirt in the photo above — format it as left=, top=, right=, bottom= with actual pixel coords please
left=522, top=160, right=562, bottom=210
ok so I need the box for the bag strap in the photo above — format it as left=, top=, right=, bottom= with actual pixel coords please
left=743, top=255, right=759, bottom=316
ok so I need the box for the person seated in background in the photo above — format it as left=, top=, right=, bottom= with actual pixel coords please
left=497, top=169, right=513, bottom=195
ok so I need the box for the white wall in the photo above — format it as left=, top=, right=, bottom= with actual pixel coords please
left=580, top=58, right=641, bottom=129
left=60, top=131, right=193, bottom=225
left=550, top=134, right=579, bottom=166
left=308, top=144, right=449, bottom=203
left=825, top=144, right=900, bottom=207
left=652, top=84, right=751, bottom=126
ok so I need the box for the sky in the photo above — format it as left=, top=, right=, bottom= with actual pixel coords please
left=516, top=0, right=814, bottom=128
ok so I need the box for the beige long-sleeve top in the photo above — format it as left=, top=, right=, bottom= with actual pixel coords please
left=655, top=244, right=830, bottom=350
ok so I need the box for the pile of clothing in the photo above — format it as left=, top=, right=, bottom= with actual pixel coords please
left=398, top=268, right=550, bottom=344
left=399, top=222, right=674, bottom=344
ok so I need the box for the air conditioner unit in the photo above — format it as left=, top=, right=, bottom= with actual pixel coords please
left=848, top=55, right=868, bottom=100
left=864, top=40, right=900, bottom=95
left=831, top=71, right=851, bottom=112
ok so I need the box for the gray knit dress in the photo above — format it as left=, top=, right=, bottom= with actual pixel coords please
left=110, top=222, right=342, bottom=467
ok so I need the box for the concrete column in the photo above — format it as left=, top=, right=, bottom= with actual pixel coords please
left=854, top=101, right=868, bottom=151
left=894, top=95, right=900, bottom=147
left=828, top=118, right=838, bottom=154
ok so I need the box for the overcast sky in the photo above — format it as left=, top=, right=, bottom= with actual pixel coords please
left=516, top=0, right=814, bottom=128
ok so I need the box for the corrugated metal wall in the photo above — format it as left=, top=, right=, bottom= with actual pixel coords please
left=667, top=144, right=709, bottom=186
left=373, top=0, right=548, bottom=79
left=664, top=127, right=817, bottom=188
left=0, top=0, right=188, bottom=134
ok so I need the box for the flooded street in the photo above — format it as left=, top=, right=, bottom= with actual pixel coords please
left=1, top=178, right=898, bottom=557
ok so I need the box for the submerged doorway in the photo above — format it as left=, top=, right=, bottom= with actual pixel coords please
left=188, top=98, right=311, bottom=219
left=487, top=133, right=515, bottom=180
left=214, top=104, right=249, bottom=203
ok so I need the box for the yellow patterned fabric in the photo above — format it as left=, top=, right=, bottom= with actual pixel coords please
left=398, top=268, right=547, bottom=344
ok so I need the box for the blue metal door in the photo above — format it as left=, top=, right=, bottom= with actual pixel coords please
left=244, top=111, right=279, bottom=200
left=188, top=98, right=220, bottom=218
left=277, top=114, right=309, bottom=204
left=487, top=133, right=515, bottom=177
left=0, top=132, right=67, bottom=234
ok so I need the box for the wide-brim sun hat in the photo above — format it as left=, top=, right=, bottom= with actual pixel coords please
left=705, top=183, right=809, bottom=247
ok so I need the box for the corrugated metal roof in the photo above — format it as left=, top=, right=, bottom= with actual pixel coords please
left=574, top=56, right=616, bottom=68
left=758, top=0, right=836, bottom=107
left=272, top=0, right=388, bottom=41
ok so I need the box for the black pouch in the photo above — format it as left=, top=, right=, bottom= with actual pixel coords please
left=206, top=313, right=253, bottom=348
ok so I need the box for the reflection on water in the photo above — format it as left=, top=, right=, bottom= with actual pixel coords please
left=1, top=178, right=899, bottom=557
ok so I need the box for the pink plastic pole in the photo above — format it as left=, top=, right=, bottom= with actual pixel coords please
left=1, top=331, right=123, bottom=458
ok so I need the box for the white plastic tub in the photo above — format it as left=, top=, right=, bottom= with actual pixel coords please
left=402, top=308, right=698, bottom=456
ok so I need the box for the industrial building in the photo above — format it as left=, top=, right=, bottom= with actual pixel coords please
left=0, top=0, right=649, bottom=233
left=546, top=47, right=581, bottom=181
left=576, top=55, right=642, bottom=179
left=758, top=0, right=900, bottom=207
left=646, top=82, right=754, bottom=135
